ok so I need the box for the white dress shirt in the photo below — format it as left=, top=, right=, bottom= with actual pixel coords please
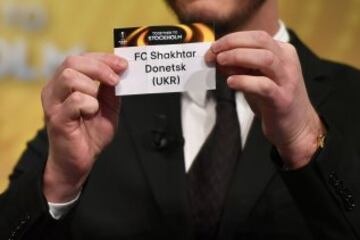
left=48, top=21, right=290, bottom=220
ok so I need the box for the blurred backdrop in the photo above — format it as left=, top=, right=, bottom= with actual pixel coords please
left=1, top=0, right=359, bottom=193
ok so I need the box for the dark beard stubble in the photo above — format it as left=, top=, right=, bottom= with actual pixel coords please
left=164, top=0, right=266, bottom=35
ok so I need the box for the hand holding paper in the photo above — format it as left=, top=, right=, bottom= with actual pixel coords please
left=205, top=31, right=325, bottom=169
left=42, top=53, right=128, bottom=203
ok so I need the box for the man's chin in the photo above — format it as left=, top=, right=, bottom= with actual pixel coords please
left=176, top=13, right=217, bottom=25
left=165, top=0, right=267, bottom=34
left=176, top=12, right=237, bottom=35
left=165, top=0, right=215, bottom=23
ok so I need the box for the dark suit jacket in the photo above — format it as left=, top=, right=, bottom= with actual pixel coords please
left=1, top=31, right=360, bottom=240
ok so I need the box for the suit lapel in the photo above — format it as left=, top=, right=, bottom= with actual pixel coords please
left=123, top=93, right=190, bottom=236
left=289, top=30, right=333, bottom=109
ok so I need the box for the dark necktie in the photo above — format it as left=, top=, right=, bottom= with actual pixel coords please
left=187, top=73, right=242, bottom=240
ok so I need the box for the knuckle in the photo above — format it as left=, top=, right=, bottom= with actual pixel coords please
left=234, top=50, right=243, bottom=63
left=254, top=31, right=271, bottom=45
left=63, top=55, right=80, bottom=68
left=61, top=68, right=82, bottom=90
left=262, top=51, right=275, bottom=66
left=41, top=99, right=55, bottom=123
left=90, top=82, right=100, bottom=96
left=79, top=52, right=91, bottom=57
left=216, top=53, right=225, bottom=64
left=286, top=43, right=297, bottom=53
left=41, top=84, right=54, bottom=112
left=61, top=68, right=77, bottom=81
left=40, top=84, right=49, bottom=102
left=60, top=68, right=79, bottom=91
left=283, top=43, right=298, bottom=58
left=41, top=94, right=49, bottom=113
left=69, top=91, right=83, bottom=104
left=261, top=79, right=275, bottom=97
left=40, top=88, right=49, bottom=112
left=75, top=160, right=92, bottom=175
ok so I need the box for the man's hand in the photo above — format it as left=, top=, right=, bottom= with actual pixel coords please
left=41, top=53, right=128, bottom=203
left=206, top=31, right=325, bottom=169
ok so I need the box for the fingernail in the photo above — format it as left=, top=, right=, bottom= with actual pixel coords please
left=211, top=42, right=219, bottom=53
left=110, top=73, right=120, bottom=84
left=217, top=53, right=225, bottom=65
left=227, top=76, right=234, bottom=86
left=117, top=58, right=128, bottom=69
left=204, top=51, right=214, bottom=64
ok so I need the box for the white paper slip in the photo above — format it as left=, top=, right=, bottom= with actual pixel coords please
left=113, top=23, right=216, bottom=96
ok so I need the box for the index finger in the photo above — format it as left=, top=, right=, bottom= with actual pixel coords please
left=56, top=55, right=124, bottom=87
left=81, top=52, right=128, bottom=73
left=211, top=31, right=281, bottom=54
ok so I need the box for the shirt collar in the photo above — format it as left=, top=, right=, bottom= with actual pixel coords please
left=274, top=20, right=290, bottom=43
left=185, top=20, right=290, bottom=107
